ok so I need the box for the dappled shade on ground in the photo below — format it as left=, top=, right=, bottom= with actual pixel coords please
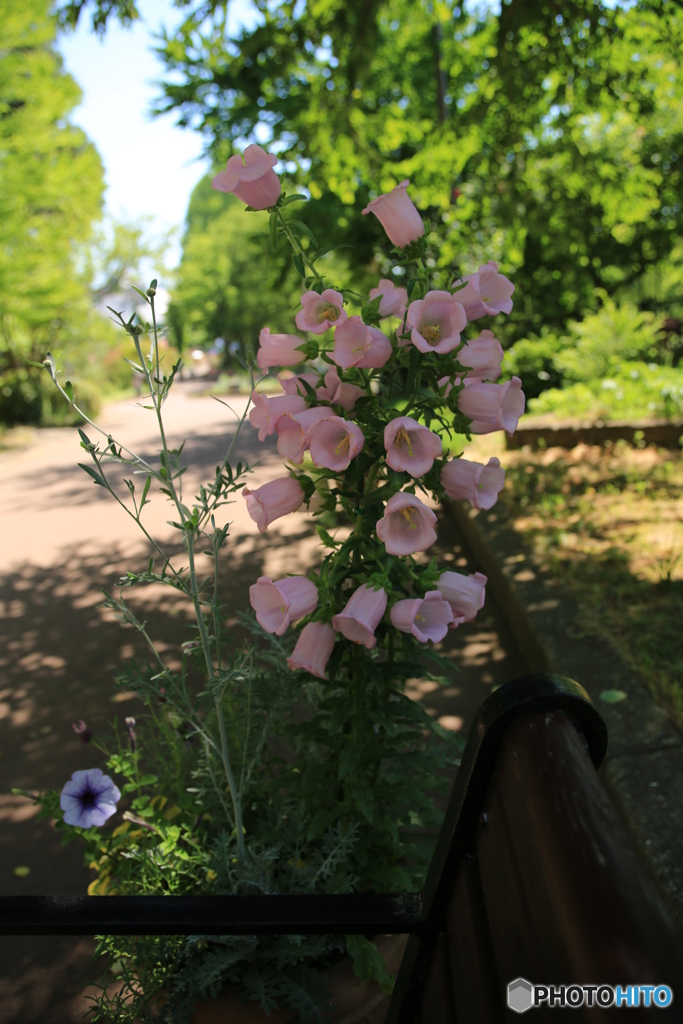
left=0, top=386, right=525, bottom=1022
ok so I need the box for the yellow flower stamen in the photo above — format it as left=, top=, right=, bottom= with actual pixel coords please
left=481, top=295, right=491, bottom=304
left=394, top=426, right=413, bottom=456
left=415, top=614, right=425, bottom=622
left=319, top=305, right=339, bottom=323
left=420, top=323, right=440, bottom=345
left=335, top=433, right=351, bottom=455
left=399, top=506, right=417, bottom=530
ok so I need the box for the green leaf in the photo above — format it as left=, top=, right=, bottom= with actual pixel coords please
left=316, top=524, right=338, bottom=547
left=140, top=474, right=152, bottom=505
left=329, top=696, right=353, bottom=733
left=311, top=244, right=354, bottom=260
left=292, top=252, right=305, bottom=278
left=306, top=808, right=335, bottom=842
left=338, top=742, right=360, bottom=779
left=64, top=380, right=74, bottom=404
left=355, top=786, right=374, bottom=824
left=287, top=219, right=318, bottom=246
left=346, top=935, right=394, bottom=993
left=279, top=194, right=308, bottom=207
left=599, top=689, right=628, bottom=704
left=77, top=463, right=105, bottom=487
left=138, top=774, right=158, bottom=786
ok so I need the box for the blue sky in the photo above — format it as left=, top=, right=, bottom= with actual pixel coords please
left=57, top=0, right=256, bottom=265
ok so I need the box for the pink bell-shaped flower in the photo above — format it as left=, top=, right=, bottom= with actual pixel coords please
left=295, top=289, right=347, bottom=335
left=287, top=621, right=336, bottom=679
left=452, top=261, right=515, bottom=321
left=243, top=476, right=305, bottom=532
left=257, top=328, right=305, bottom=370
left=249, top=575, right=319, bottom=635
left=405, top=291, right=467, bottom=354
left=369, top=279, right=408, bottom=318
left=211, top=144, right=282, bottom=210
left=275, top=407, right=331, bottom=464
left=278, top=372, right=319, bottom=397
left=384, top=416, right=442, bottom=478
left=456, top=330, right=504, bottom=382
left=440, top=456, right=505, bottom=511
left=331, top=316, right=392, bottom=369
left=376, top=492, right=438, bottom=556
left=390, top=590, right=454, bottom=644
left=315, top=368, right=365, bottom=411
left=306, top=416, right=365, bottom=471
left=332, top=584, right=387, bottom=649
left=249, top=392, right=307, bottom=441
left=436, top=571, right=487, bottom=626
left=457, top=376, right=525, bottom=435
left=362, top=180, right=424, bottom=249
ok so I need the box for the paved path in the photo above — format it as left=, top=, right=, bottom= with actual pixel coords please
left=0, top=383, right=525, bottom=1022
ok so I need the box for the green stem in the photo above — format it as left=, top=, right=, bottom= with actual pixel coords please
left=105, top=592, right=168, bottom=673
left=277, top=210, right=324, bottom=285
left=186, top=531, right=246, bottom=857
left=363, top=459, right=382, bottom=497
left=51, top=378, right=158, bottom=476
left=140, top=300, right=246, bottom=856
left=138, top=298, right=179, bottom=505
left=97, top=461, right=189, bottom=592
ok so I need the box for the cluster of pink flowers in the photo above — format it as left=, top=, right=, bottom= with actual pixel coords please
left=212, top=150, right=525, bottom=681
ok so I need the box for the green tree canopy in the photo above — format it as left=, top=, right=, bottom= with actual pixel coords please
left=0, top=0, right=111, bottom=422
left=167, top=177, right=297, bottom=359
left=60, top=0, right=683, bottom=341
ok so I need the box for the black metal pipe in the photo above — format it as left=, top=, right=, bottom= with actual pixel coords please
left=0, top=892, right=424, bottom=936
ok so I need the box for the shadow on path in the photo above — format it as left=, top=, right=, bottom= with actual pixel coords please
left=0, top=407, right=526, bottom=1021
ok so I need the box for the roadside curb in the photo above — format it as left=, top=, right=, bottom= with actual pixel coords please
left=505, top=417, right=683, bottom=451
left=443, top=499, right=683, bottom=933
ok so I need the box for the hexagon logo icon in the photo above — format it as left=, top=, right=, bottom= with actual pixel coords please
left=508, top=978, right=534, bottom=1014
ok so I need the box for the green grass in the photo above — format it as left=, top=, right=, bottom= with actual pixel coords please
left=468, top=434, right=683, bottom=726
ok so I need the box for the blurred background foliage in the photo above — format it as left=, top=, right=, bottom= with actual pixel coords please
left=0, top=0, right=171, bottom=425
left=2, top=0, right=683, bottom=422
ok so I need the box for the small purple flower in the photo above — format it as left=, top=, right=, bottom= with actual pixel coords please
left=60, top=768, right=121, bottom=828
